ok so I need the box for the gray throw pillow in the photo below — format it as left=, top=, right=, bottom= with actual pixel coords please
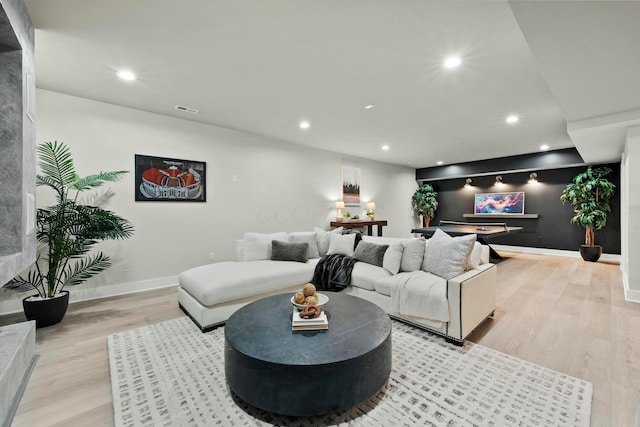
left=422, top=229, right=476, bottom=279
left=271, top=240, right=309, bottom=263
left=353, top=241, right=389, bottom=267
left=400, top=238, right=426, bottom=272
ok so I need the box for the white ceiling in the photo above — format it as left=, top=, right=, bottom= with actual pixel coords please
left=24, top=0, right=640, bottom=168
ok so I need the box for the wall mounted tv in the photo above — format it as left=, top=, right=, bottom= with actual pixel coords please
left=474, top=192, right=525, bottom=215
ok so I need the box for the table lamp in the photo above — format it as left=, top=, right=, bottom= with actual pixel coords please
left=366, top=202, right=375, bottom=219
left=335, top=201, right=345, bottom=221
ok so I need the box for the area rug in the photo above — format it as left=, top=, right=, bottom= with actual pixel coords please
left=108, top=317, right=592, bottom=426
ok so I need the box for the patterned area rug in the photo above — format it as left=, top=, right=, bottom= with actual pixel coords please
left=108, top=317, right=592, bottom=426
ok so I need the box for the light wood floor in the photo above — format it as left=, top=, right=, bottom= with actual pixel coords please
left=1, top=252, right=638, bottom=426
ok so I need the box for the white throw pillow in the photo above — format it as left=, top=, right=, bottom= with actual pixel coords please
left=242, top=232, right=288, bottom=261
left=422, top=229, right=476, bottom=279
left=327, top=233, right=356, bottom=256
left=400, top=238, right=426, bottom=272
left=382, top=242, right=404, bottom=275
left=289, top=231, right=320, bottom=259
left=314, top=226, right=343, bottom=256
left=467, top=241, right=482, bottom=270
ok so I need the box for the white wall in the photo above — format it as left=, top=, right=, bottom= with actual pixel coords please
left=622, top=126, right=640, bottom=302
left=0, top=89, right=418, bottom=312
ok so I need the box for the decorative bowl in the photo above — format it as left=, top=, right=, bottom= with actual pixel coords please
left=290, top=292, right=329, bottom=311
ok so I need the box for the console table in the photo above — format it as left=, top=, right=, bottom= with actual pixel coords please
left=330, top=219, right=387, bottom=236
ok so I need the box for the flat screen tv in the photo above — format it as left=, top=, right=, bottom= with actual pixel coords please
left=474, top=192, right=525, bottom=215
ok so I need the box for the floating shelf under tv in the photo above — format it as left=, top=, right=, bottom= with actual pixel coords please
left=463, top=214, right=539, bottom=219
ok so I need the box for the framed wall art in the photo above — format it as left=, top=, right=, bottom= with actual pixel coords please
left=341, top=165, right=361, bottom=205
left=474, top=192, right=524, bottom=215
left=134, top=154, right=206, bottom=202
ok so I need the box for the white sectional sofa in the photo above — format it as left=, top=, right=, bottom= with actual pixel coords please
left=178, top=228, right=497, bottom=345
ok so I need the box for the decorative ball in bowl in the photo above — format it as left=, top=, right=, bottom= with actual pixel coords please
left=290, top=292, right=329, bottom=311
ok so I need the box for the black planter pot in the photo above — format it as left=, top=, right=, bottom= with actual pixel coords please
left=22, top=290, right=70, bottom=328
left=579, top=245, right=603, bottom=262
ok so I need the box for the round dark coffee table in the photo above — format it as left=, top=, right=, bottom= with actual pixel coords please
left=224, top=292, right=392, bottom=416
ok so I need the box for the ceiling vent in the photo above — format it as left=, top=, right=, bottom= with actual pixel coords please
left=174, top=105, right=199, bottom=114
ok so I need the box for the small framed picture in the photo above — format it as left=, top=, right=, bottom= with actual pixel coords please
left=341, top=165, right=361, bottom=206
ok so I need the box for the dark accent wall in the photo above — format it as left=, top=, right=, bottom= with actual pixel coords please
left=422, top=164, right=621, bottom=254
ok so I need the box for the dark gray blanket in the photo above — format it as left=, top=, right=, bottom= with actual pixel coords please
left=311, top=254, right=358, bottom=292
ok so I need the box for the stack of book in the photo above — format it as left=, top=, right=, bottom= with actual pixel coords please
left=291, top=307, right=328, bottom=331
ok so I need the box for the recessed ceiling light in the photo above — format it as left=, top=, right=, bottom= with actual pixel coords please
left=364, top=104, right=375, bottom=110
left=443, top=57, right=462, bottom=69
left=117, top=70, right=136, bottom=81
left=436, top=160, right=443, bottom=165
left=381, top=145, right=390, bottom=151
left=505, top=115, right=519, bottom=124
left=299, top=121, right=310, bottom=129
left=540, top=144, right=550, bottom=151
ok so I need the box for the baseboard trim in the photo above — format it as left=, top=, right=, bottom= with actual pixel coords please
left=490, top=244, right=621, bottom=262
left=0, top=276, right=178, bottom=316
left=625, top=289, right=640, bottom=303
left=623, top=273, right=640, bottom=303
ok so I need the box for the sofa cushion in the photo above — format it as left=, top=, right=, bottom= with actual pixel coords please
left=400, top=238, right=426, bottom=272
left=353, top=241, right=389, bottom=267
left=289, top=231, right=320, bottom=259
left=242, top=232, right=289, bottom=261
left=382, top=242, right=404, bottom=275
left=327, top=233, right=356, bottom=256
left=375, top=270, right=448, bottom=319
left=351, top=262, right=392, bottom=291
left=422, top=229, right=476, bottom=279
left=179, top=260, right=314, bottom=306
left=314, top=227, right=343, bottom=256
left=271, top=240, right=309, bottom=263
left=374, top=272, right=416, bottom=296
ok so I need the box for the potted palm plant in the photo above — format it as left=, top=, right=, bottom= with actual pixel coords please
left=3, top=141, right=134, bottom=327
left=412, top=184, right=438, bottom=227
left=560, top=166, right=615, bottom=262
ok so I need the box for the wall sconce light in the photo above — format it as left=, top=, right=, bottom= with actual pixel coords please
left=335, top=201, right=345, bottom=221
left=464, top=178, right=472, bottom=188
left=528, top=172, right=538, bottom=183
left=494, top=175, right=503, bottom=186
left=366, top=202, right=376, bottom=219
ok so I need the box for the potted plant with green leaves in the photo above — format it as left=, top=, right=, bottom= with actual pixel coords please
left=412, top=184, right=438, bottom=227
left=3, top=141, right=134, bottom=327
left=560, top=166, right=615, bottom=262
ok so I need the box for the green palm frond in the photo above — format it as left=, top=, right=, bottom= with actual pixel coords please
left=70, top=205, right=135, bottom=240
left=71, top=171, right=128, bottom=191
left=4, top=269, right=46, bottom=296
left=37, top=175, right=66, bottom=201
left=38, top=141, right=77, bottom=189
left=60, top=253, right=112, bottom=288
